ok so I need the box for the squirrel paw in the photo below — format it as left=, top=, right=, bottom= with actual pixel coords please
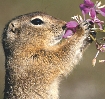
left=80, top=21, right=91, bottom=32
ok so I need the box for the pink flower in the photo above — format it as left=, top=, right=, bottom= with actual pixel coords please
left=93, top=18, right=104, bottom=29
left=63, top=21, right=78, bottom=38
left=66, top=21, right=78, bottom=33
left=95, top=1, right=105, bottom=17
left=63, top=15, right=84, bottom=38
left=80, top=0, right=95, bottom=19
left=97, top=44, right=105, bottom=52
left=64, top=0, right=105, bottom=38
left=80, top=0, right=105, bottom=19
left=87, top=18, right=104, bottom=29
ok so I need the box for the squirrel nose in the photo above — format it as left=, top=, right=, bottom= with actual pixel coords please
left=62, top=25, right=66, bottom=30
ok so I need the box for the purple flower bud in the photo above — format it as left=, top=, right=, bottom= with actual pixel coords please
left=80, top=0, right=95, bottom=19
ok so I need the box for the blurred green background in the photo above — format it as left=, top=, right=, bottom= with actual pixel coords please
left=0, top=0, right=105, bottom=99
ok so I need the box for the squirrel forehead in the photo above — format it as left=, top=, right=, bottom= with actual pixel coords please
left=3, top=12, right=65, bottom=42
left=6, top=12, right=66, bottom=35
left=10, top=12, right=59, bottom=24
left=5, top=12, right=65, bottom=33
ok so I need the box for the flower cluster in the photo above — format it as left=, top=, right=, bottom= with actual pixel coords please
left=80, top=0, right=105, bottom=29
left=63, top=0, right=105, bottom=66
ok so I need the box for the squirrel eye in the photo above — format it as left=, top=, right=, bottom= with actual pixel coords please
left=31, top=18, right=44, bottom=25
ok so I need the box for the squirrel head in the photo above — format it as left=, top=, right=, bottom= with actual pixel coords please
left=2, top=12, right=66, bottom=53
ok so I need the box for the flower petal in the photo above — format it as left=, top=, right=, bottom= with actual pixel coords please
left=93, top=18, right=104, bottom=29
left=99, top=8, right=105, bottom=16
left=84, top=0, right=94, bottom=7
left=97, top=23, right=102, bottom=29
left=80, top=4, right=90, bottom=14
left=101, top=44, right=105, bottom=52
left=89, top=8, right=96, bottom=18
left=66, top=21, right=78, bottom=28
left=81, top=10, right=86, bottom=20
left=63, top=30, right=73, bottom=38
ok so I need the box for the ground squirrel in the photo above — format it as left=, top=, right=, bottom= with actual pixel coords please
left=2, top=12, right=92, bottom=99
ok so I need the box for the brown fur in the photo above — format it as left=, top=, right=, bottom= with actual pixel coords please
left=2, top=12, right=90, bottom=99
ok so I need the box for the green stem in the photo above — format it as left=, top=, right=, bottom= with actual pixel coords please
left=89, top=34, right=100, bottom=45
left=89, top=34, right=96, bottom=42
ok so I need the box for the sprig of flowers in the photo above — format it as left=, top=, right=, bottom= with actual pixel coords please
left=80, top=0, right=105, bottom=29
left=63, top=15, right=83, bottom=38
left=80, top=0, right=105, bottom=66
left=63, top=0, right=105, bottom=66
